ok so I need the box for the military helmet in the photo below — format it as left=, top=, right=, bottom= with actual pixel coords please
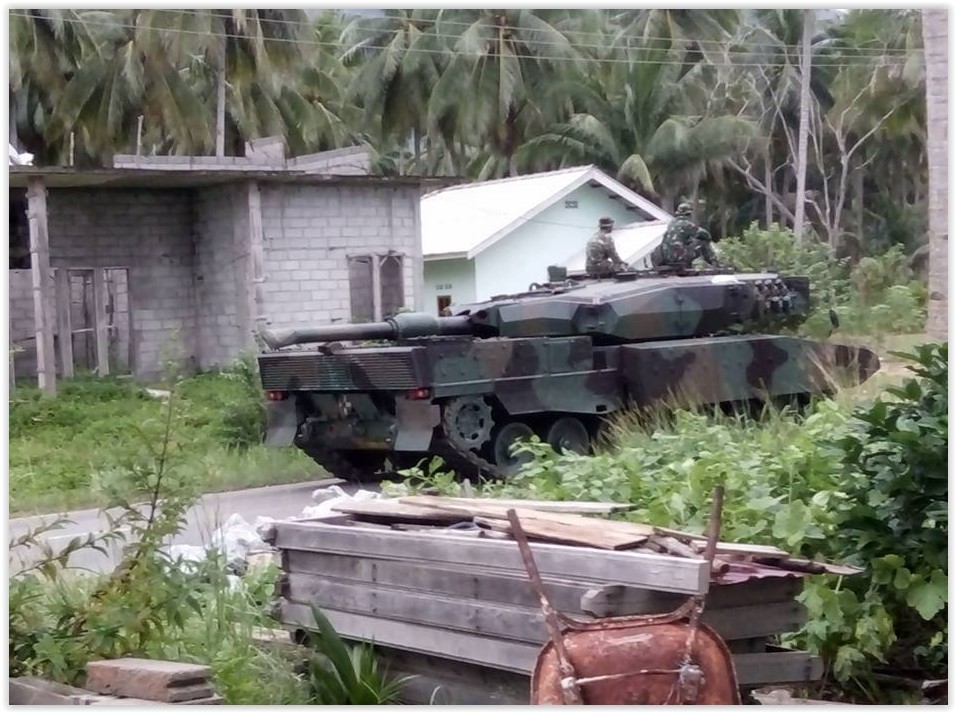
left=598, top=216, right=614, bottom=228
left=675, top=202, right=693, bottom=217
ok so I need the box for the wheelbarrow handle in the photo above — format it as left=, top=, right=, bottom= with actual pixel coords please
left=507, top=509, right=583, bottom=705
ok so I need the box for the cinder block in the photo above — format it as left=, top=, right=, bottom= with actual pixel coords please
left=85, top=659, right=212, bottom=702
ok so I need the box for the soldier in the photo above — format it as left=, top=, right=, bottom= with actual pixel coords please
left=651, top=202, right=720, bottom=270
left=585, top=217, right=628, bottom=278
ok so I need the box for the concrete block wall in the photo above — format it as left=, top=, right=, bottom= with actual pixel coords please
left=258, top=183, right=422, bottom=331
left=46, top=189, right=198, bottom=377
left=9, top=269, right=34, bottom=343
left=194, top=184, right=248, bottom=368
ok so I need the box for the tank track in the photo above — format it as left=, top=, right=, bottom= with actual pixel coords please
left=433, top=437, right=504, bottom=481
left=298, top=443, right=383, bottom=484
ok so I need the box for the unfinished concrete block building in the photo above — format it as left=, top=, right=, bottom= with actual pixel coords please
left=8, top=141, right=433, bottom=391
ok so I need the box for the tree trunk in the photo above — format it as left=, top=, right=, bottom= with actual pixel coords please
left=922, top=9, right=948, bottom=339
left=853, top=154, right=864, bottom=242
left=215, top=37, right=226, bottom=157
left=764, top=153, right=774, bottom=228
left=792, top=10, right=814, bottom=243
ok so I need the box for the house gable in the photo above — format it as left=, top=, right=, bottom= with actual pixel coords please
left=421, top=165, right=668, bottom=262
left=471, top=183, right=648, bottom=300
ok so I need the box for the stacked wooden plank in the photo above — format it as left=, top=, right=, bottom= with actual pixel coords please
left=264, top=497, right=845, bottom=705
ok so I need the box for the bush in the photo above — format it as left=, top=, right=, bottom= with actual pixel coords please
left=8, top=377, right=404, bottom=705
left=397, top=343, right=947, bottom=701
left=794, top=342, right=948, bottom=691
left=718, top=223, right=926, bottom=338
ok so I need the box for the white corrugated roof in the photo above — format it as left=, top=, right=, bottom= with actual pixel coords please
left=562, top=220, right=669, bottom=271
left=422, top=165, right=671, bottom=259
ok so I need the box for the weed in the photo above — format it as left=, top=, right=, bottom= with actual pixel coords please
left=303, top=606, right=412, bottom=705
left=9, top=357, right=318, bottom=514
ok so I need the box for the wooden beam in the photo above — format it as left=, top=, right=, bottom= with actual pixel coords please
left=92, top=268, right=109, bottom=376
left=246, top=181, right=265, bottom=339
left=400, top=496, right=636, bottom=515
left=284, top=549, right=593, bottom=612
left=26, top=178, right=56, bottom=395
left=53, top=269, right=74, bottom=379
left=371, top=253, right=382, bottom=321
left=279, top=601, right=540, bottom=673
left=278, top=603, right=822, bottom=686
left=273, top=521, right=709, bottom=594
left=283, top=574, right=804, bottom=643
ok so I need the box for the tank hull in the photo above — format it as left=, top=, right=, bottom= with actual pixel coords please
left=260, top=334, right=879, bottom=481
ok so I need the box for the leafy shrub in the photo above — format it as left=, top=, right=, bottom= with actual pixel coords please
left=9, top=379, right=372, bottom=705
left=795, top=342, right=948, bottom=690
left=397, top=343, right=946, bottom=700
left=718, top=223, right=926, bottom=337
left=175, top=354, right=266, bottom=449
left=303, top=606, right=411, bottom=705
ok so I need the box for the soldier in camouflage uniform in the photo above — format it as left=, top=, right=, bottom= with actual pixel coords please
left=585, top=217, right=628, bottom=278
left=651, top=203, right=719, bottom=270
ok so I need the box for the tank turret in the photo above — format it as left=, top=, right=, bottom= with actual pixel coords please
left=256, top=267, right=878, bottom=483
left=261, top=270, right=809, bottom=349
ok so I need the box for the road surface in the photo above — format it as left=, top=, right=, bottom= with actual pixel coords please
left=9, top=479, right=368, bottom=573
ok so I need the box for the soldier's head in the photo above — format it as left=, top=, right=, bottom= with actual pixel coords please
left=675, top=202, right=693, bottom=218
left=598, top=217, right=614, bottom=233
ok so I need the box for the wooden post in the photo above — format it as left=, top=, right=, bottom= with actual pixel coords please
left=92, top=268, right=110, bottom=376
left=26, top=178, right=56, bottom=396
left=54, top=268, right=74, bottom=378
left=247, top=181, right=266, bottom=339
left=371, top=254, right=383, bottom=321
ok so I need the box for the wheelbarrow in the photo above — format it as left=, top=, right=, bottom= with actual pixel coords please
left=508, top=486, right=740, bottom=705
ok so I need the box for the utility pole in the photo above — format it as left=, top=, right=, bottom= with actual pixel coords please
left=792, top=9, right=814, bottom=243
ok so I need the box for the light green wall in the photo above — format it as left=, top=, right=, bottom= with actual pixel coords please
left=473, top=184, right=646, bottom=300
left=422, top=257, right=476, bottom=315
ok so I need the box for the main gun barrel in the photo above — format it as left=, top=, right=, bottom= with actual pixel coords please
left=259, top=312, right=474, bottom=350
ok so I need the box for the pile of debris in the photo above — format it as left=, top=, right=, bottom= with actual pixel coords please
left=289, top=493, right=861, bottom=583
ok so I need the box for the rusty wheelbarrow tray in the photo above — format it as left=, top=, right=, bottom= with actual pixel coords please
left=508, top=486, right=741, bottom=705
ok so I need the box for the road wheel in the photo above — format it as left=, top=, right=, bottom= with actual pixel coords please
left=546, top=416, right=591, bottom=455
left=491, top=421, right=535, bottom=477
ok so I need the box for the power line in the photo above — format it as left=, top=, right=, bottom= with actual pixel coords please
left=8, top=12, right=913, bottom=70
left=132, top=8, right=922, bottom=58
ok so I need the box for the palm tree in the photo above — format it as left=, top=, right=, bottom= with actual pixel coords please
left=519, top=40, right=756, bottom=212
left=340, top=9, right=443, bottom=172
left=424, top=9, right=586, bottom=178
left=921, top=9, right=948, bottom=339
left=9, top=9, right=110, bottom=164
left=136, top=9, right=317, bottom=156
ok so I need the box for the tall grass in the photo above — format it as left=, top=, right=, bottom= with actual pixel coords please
left=9, top=364, right=318, bottom=514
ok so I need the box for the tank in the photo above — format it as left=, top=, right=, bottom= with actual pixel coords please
left=256, top=267, right=880, bottom=481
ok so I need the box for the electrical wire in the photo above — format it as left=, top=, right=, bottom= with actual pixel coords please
left=116, top=8, right=922, bottom=58
left=8, top=12, right=915, bottom=70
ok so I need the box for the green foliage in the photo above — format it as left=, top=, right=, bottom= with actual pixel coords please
left=795, top=342, right=948, bottom=689
left=10, top=358, right=315, bottom=514
left=302, top=606, right=411, bottom=705
left=10, top=385, right=203, bottom=685
left=719, top=224, right=926, bottom=338
left=9, top=373, right=402, bottom=705
left=397, top=343, right=947, bottom=700
left=175, top=353, right=266, bottom=449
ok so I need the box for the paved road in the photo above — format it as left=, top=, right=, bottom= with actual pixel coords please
left=9, top=479, right=366, bottom=573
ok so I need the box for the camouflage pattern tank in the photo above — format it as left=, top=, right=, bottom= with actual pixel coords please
left=257, top=266, right=880, bottom=481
